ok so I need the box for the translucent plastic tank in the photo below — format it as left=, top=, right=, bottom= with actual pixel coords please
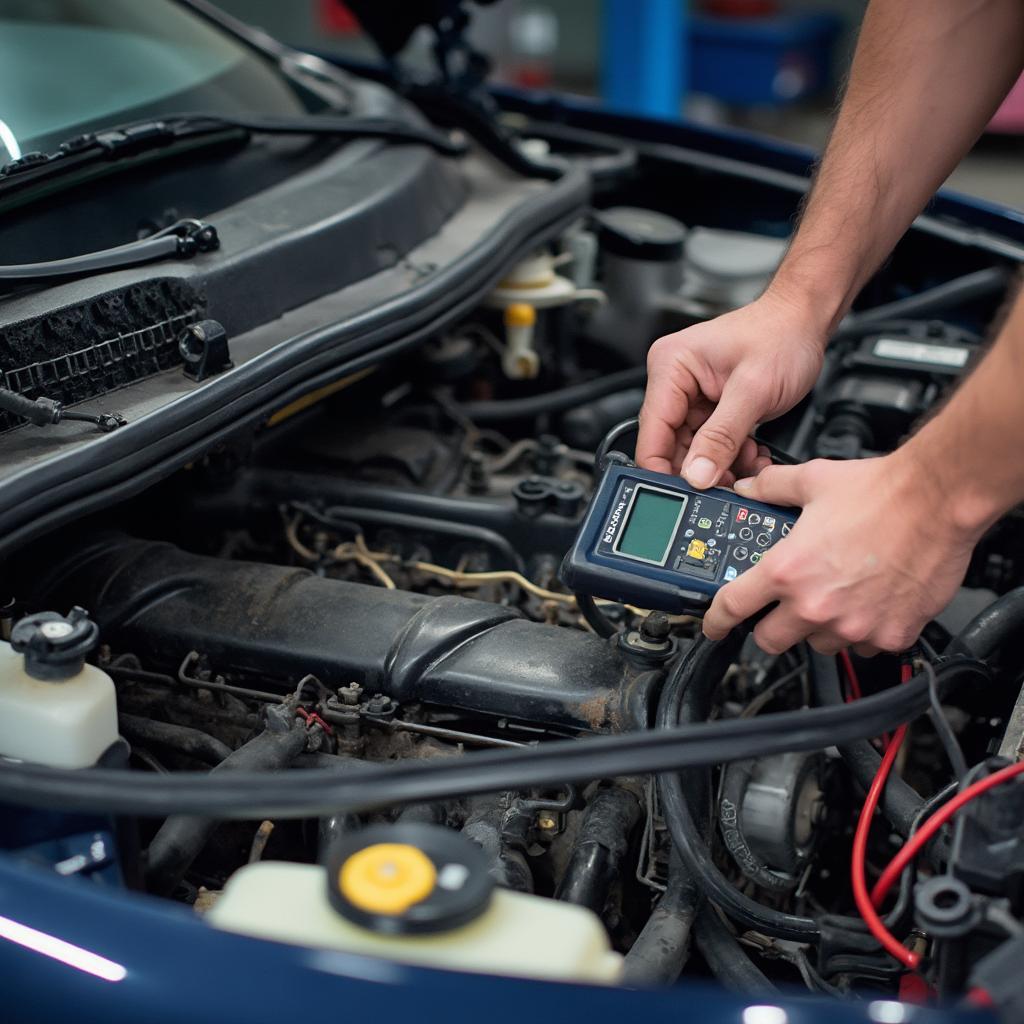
left=0, top=610, right=118, bottom=769
left=208, top=860, right=624, bottom=984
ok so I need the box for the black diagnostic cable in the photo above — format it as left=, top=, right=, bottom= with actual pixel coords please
left=576, top=592, right=620, bottom=639
left=595, top=416, right=799, bottom=474
left=0, top=658, right=986, bottom=820
left=595, top=416, right=640, bottom=470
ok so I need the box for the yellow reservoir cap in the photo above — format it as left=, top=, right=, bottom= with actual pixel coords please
left=339, top=843, right=437, bottom=916
left=503, top=303, right=536, bottom=328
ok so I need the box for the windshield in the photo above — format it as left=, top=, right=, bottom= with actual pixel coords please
left=0, top=0, right=315, bottom=160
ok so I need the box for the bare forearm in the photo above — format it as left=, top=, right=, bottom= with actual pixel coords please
left=899, top=286, right=1024, bottom=539
left=769, top=0, right=1024, bottom=334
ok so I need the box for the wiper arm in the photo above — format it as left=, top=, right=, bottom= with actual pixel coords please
left=0, top=218, right=219, bottom=284
left=0, top=112, right=464, bottom=197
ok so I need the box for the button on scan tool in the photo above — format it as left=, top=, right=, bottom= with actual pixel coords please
left=684, top=538, right=707, bottom=567
left=739, top=527, right=754, bottom=541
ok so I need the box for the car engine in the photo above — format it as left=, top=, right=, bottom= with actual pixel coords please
left=3, top=197, right=1024, bottom=1006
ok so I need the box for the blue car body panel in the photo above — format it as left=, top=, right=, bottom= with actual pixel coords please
left=0, top=858, right=992, bottom=1024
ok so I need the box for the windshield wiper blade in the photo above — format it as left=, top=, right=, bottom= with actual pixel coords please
left=0, top=218, right=218, bottom=284
left=0, top=112, right=465, bottom=195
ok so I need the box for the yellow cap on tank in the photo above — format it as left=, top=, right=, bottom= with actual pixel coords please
left=503, top=303, right=536, bottom=328
left=339, top=843, right=437, bottom=915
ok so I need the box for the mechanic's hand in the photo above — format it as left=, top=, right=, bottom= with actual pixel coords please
left=703, top=454, right=979, bottom=655
left=637, top=294, right=826, bottom=487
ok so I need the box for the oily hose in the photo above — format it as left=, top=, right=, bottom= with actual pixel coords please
left=0, top=659, right=981, bottom=819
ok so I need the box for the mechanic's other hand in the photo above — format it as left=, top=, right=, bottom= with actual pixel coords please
left=703, top=454, right=979, bottom=655
left=637, top=294, right=825, bottom=488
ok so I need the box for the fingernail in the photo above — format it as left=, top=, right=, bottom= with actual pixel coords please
left=684, top=457, right=716, bottom=489
left=733, top=477, right=754, bottom=494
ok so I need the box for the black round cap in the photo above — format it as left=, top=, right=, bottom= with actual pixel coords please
left=595, top=206, right=686, bottom=262
left=10, top=607, right=99, bottom=681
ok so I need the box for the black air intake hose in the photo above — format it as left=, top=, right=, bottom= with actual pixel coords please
left=32, top=534, right=654, bottom=734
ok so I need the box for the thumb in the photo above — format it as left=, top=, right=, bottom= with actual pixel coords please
left=682, top=375, right=762, bottom=489
left=733, top=463, right=809, bottom=508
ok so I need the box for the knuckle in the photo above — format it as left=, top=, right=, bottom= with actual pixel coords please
left=875, top=626, right=916, bottom=653
left=794, top=594, right=832, bottom=627
left=808, top=635, right=842, bottom=656
left=718, top=589, right=747, bottom=621
left=696, top=421, right=740, bottom=457
left=647, top=334, right=678, bottom=368
left=762, top=552, right=794, bottom=587
left=835, top=618, right=870, bottom=645
left=753, top=630, right=785, bottom=656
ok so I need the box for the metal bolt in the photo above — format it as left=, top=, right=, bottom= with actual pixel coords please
left=366, top=694, right=392, bottom=714
left=337, top=683, right=363, bottom=706
left=466, top=451, right=489, bottom=494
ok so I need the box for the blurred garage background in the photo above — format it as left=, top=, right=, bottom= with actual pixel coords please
left=213, top=0, right=1024, bottom=208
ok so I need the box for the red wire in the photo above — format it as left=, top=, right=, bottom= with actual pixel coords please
left=871, top=758, right=1024, bottom=909
left=848, top=660, right=920, bottom=970
left=840, top=649, right=863, bottom=702
left=851, top=720, right=919, bottom=968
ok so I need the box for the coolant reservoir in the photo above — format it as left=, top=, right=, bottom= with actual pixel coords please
left=0, top=608, right=118, bottom=769
left=209, top=824, right=623, bottom=985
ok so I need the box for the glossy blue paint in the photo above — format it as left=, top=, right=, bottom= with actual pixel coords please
left=0, top=856, right=994, bottom=1024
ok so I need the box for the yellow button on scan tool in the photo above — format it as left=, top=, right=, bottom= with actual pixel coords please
left=339, top=842, right=437, bottom=916
left=686, top=539, right=706, bottom=560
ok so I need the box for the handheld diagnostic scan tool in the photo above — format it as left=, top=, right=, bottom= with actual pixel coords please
left=561, top=464, right=798, bottom=613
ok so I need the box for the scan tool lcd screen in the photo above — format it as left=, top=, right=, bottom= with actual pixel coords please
left=614, top=486, right=687, bottom=565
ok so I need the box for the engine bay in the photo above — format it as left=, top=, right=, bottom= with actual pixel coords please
left=4, top=201, right=1024, bottom=1006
